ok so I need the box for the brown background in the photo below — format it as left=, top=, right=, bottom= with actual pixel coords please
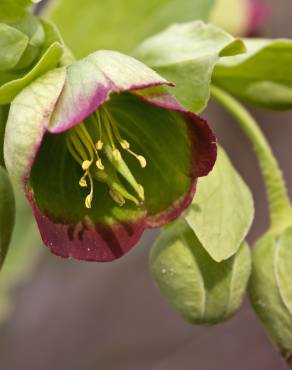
left=1, top=0, right=292, bottom=369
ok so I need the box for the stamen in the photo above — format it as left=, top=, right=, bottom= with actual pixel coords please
left=75, top=123, right=104, bottom=171
left=69, top=130, right=89, bottom=163
left=120, top=140, right=147, bottom=168
left=95, top=111, right=104, bottom=148
left=79, top=176, right=88, bottom=188
left=96, top=140, right=103, bottom=150
left=96, top=158, right=104, bottom=170
left=82, top=160, right=92, bottom=171
left=101, top=109, right=124, bottom=163
left=85, top=172, right=94, bottom=209
left=85, top=195, right=92, bottom=209
left=138, top=184, right=145, bottom=200
left=103, top=109, right=147, bottom=169
left=120, top=140, right=130, bottom=150
left=67, top=107, right=148, bottom=210
left=66, top=136, right=83, bottom=166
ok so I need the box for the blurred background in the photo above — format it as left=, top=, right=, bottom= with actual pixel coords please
left=0, top=0, right=292, bottom=369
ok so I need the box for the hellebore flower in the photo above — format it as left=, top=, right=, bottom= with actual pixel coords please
left=248, top=0, right=269, bottom=35
left=4, top=51, right=216, bottom=262
left=210, top=0, right=269, bottom=37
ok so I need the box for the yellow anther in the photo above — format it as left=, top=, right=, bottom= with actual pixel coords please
left=79, top=177, right=87, bottom=187
left=82, top=160, right=92, bottom=171
left=96, top=140, right=104, bottom=150
left=67, top=108, right=148, bottom=210
left=85, top=194, right=93, bottom=209
left=96, top=158, right=104, bottom=170
left=137, top=155, right=147, bottom=168
left=120, top=140, right=130, bottom=150
left=119, top=139, right=147, bottom=168
left=84, top=172, right=94, bottom=209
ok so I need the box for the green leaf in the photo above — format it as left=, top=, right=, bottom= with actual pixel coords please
left=185, top=147, right=254, bottom=262
left=0, top=167, right=15, bottom=269
left=0, top=19, right=64, bottom=104
left=150, top=218, right=251, bottom=324
left=249, top=232, right=292, bottom=360
left=134, top=21, right=246, bottom=112
left=0, top=0, right=40, bottom=22
left=46, top=0, right=215, bottom=58
left=213, top=39, right=292, bottom=110
left=0, top=23, right=29, bottom=71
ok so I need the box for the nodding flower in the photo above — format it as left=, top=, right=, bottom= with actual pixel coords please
left=4, top=50, right=217, bottom=262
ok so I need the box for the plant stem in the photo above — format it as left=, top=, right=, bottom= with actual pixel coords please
left=210, top=84, right=291, bottom=230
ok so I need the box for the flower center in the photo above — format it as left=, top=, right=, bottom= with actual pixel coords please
left=66, top=107, right=147, bottom=209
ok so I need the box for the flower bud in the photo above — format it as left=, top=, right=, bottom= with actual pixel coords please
left=0, top=14, right=45, bottom=73
left=150, top=219, right=251, bottom=324
left=249, top=227, right=292, bottom=363
left=0, top=12, right=64, bottom=105
left=0, top=167, right=15, bottom=269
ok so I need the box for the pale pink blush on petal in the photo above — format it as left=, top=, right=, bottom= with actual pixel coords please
left=248, top=0, right=270, bottom=34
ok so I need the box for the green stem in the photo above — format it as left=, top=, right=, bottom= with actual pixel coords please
left=210, top=85, right=291, bottom=230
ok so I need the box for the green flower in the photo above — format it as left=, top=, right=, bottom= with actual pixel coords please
left=4, top=50, right=216, bottom=262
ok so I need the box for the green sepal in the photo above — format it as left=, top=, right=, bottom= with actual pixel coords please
left=0, top=23, right=29, bottom=71
left=150, top=218, right=251, bottom=325
left=213, top=39, right=292, bottom=110
left=134, top=21, right=246, bottom=112
left=184, top=147, right=254, bottom=262
left=0, top=167, right=15, bottom=269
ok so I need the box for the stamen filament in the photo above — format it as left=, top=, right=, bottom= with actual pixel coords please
left=85, top=172, right=94, bottom=209
left=103, top=108, right=147, bottom=168
left=120, top=140, right=147, bottom=168
left=66, top=136, right=83, bottom=166
left=95, top=111, right=104, bottom=149
left=79, top=173, right=88, bottom=188
left=69, top=130, right=89, bottom=162
left=66, top=106, right=147, bottom=209
left=75, top=123, right=104, bottom=170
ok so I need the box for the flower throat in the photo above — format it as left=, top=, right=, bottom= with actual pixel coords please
left=66, top=107, right=147, bottom=209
